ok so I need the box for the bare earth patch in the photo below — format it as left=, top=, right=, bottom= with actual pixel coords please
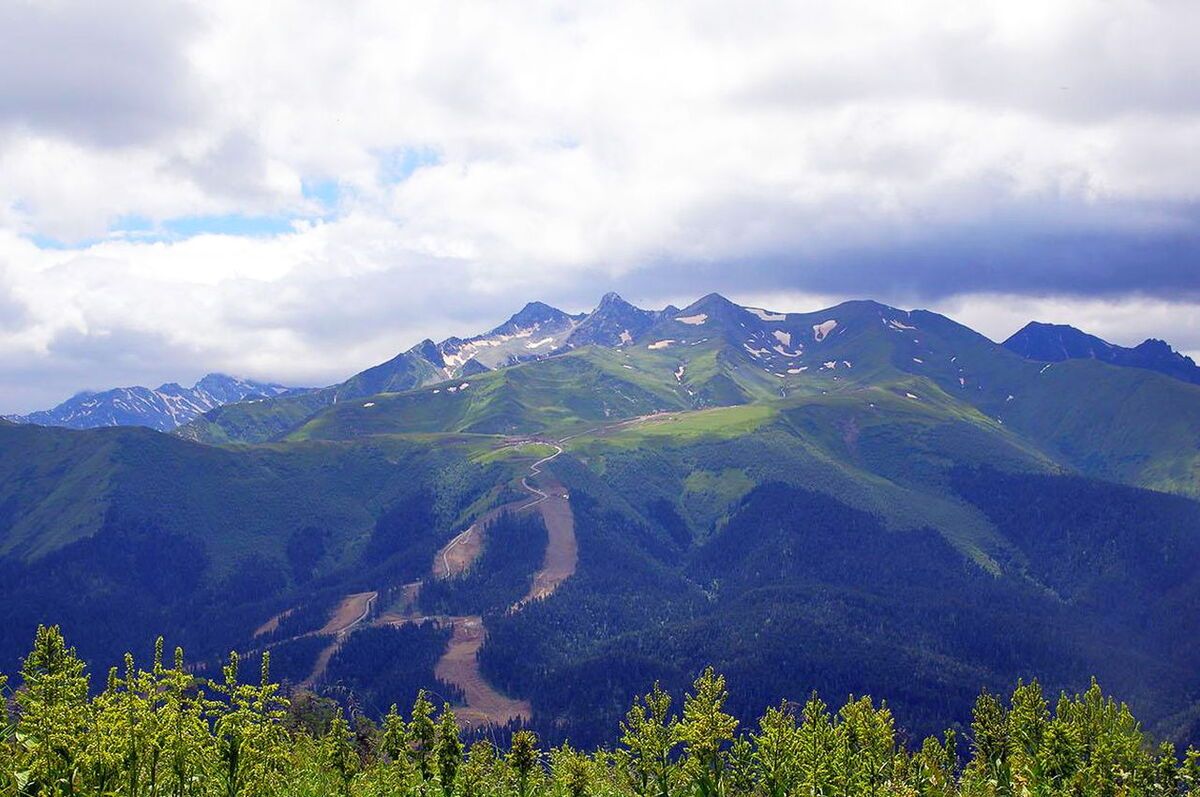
left=434, top=616, right=532, bottom=726
left=513, top=479, right=577, bottom=609
left=318, top=591, right=378, bottom=637
left=301, top=591, right=378, bottom=686
left=433, top=511, right=496, bottom=580
left=425, top=443, right=578, bottom=727
left=333, top=440, right=583, bottom=728
left=253, top=607, right=294, bottom=638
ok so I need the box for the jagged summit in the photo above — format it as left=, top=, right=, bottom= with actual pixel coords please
left=1003, top=322, right=1112, bottom=361
left=1004, top=322, right=1200, bottom=385
left=11, top=373, right=296, bottom=432
left=407, top=339, right=445, bottom=368
left=493, top=301, right=579, bottom=336
left=564, top=292, right=655, bottom=348
left=70, top=290, right=1200, bottom=445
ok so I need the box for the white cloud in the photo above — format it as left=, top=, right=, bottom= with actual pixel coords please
left=1, top=0, right=1199, bottom=410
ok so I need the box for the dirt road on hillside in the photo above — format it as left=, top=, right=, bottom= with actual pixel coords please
left=273, top=439, right=577, bottom=725
left=300, top=591, right=378, bottom=686
left=417, top=442, right=575, bottom=726
left=514, top=476, right=576, bottom=609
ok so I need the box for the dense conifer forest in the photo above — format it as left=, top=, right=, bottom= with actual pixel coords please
left=3, top=626, right=1199, bottom=796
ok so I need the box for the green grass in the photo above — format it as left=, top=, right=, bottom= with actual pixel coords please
left=563, top=404, right=777, bottom=452
left=997, top=359, right=1200, bottom=497
left=0, top=424, right=499, bottom=576
left=288, top=349, right=690, bottom=442
left=471, top=440, right=559, bottom=465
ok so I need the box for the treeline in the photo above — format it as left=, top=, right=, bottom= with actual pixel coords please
left=4, top=627, right=1200, bottom=796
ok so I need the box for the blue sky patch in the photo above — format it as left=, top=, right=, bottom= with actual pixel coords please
left=377, top=146, right=441, bottom=184
left=161, top=214, right=296, bottom=237
left=302, top=178, right=340, bottom=209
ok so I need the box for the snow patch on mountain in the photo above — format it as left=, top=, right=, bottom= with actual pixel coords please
left=745, top=307, right=786, bottom=321
left=813, top=320, right=838, bottom=342
left=12, top=374, right=298, bottom=432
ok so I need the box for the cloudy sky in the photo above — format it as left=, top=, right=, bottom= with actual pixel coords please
left=2, top=0, right=1199, bottom=412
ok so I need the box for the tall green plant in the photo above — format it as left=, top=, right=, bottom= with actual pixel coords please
left=619, top=683, right=677, bottom=797
left=15, top=625, right=91, bottom=795
left=676, top=667, right=738, bottom=797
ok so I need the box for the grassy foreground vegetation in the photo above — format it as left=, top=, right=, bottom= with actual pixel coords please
left=4, top=628, right=1200, bottom=796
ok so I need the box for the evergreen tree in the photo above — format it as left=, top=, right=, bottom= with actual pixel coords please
left=208, top=650, right=290, bottom=797
left=1180, top=747, right=1200, bottom=796
left=749, top=702, right=798, bottom=797
left=1005, top=680, right=1048, bottom=793
left=458, top=741, right=498, bottom=797
left=322, top=710, right=359, bottom=796
left=551, top=743, right=592, bottom=797
left=963, top=690, right=1011, bottom=796
left=908, top=731, right=957, bottom=797
left=381, top=705, right=410, bottom=768
left=0, top=671, right=16, bottom=796
left=410, top=690, right=438, bottom=792
left=837, top=696, right=896, bottom=797
left=796, top=693, right=837, bottom=795
left=160, top=645, right=214, bottom=797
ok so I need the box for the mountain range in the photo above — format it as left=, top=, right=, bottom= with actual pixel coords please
left=2, top=291, right=1199, bottom=748
left=5, top=373, right=299, bottom=431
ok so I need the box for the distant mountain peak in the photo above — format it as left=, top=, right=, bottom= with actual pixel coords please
left=11, top=373, right=299, bottom=432
left=1004, top=322, right=1200, bottom=385
left=679, top=292, right=745, bottom=320
left=565, top=293, right=655, bottom=348
left=1134, top=338, right=1174, bottom=355
left=502, top=301, right=575, bottom=330
left=408, top=339, right=445, bottom=368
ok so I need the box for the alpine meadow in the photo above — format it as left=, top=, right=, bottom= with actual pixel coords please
left=3, top=2, right=1200, bottom=795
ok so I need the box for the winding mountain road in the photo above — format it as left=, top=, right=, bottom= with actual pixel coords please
left=253, top=420, right=665, bottom=702
left=383, top=439, right=577, bottom=727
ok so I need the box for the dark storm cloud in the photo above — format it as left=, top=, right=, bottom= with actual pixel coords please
left=613, top=197, right=1200, bottom=303
left=0, top=0, right=203, bottom=146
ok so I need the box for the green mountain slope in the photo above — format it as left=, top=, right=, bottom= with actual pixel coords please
left=289, top=348, right=691, bottom=441
left=0, top=421, right=516, bottom=672
left=5, top=291, right=1200, bottom=748
left=995, top=359, right=1200, bottom=496
left=279, top=293, right=1200, bottom=498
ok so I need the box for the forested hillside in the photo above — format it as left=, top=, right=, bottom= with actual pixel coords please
left=4, top=293, right=1200, bottom=753
left=0, top=422, right=511, bottom=673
